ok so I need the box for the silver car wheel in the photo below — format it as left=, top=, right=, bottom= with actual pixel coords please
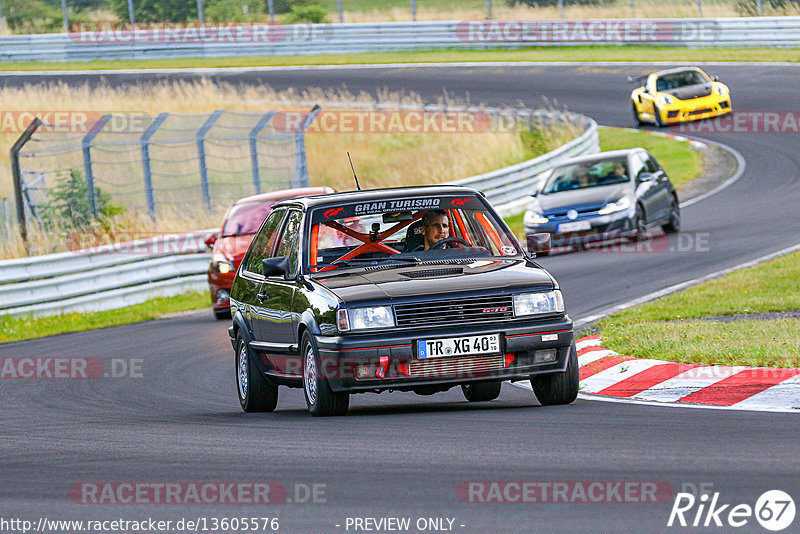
left=304, top=345, right=318, bottom=405
left=237, top=344, right=249, bottom=400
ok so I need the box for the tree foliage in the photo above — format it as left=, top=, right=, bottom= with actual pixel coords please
left=40, top=169, right=124, bottom=232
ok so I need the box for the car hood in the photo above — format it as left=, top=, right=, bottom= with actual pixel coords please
left=538, top=184, right=629, bottom=215
left=313, top=259, right=555, bottom=304
left=214, top=234, right=256, bottom=266
left=663, top=84, right=713, bottom=100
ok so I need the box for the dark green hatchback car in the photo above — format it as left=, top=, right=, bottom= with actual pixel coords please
left=228, top=185, right=578, bottom=416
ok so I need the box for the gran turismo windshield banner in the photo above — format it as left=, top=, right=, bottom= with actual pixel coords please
left=311, top=195, right=482, bottom=223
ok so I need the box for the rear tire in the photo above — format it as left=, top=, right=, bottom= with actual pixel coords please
left=302, top=332, right=349, bottom=417
left=662, top=196, right=681, bottom=234
left=531, top=342, right=579, bottom=406
left=461, top=381, right=502, bottom=402
left=632, top=102, right=643, bottom=126
left=236, top=334, right=278, bottom=413
left=654, top=105, right=666, bottom=127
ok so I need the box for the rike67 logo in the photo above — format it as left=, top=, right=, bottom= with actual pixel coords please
left=668, top=489, right=795, bottom=531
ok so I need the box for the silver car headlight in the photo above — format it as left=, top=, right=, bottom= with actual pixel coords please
left=337, top=306, right=395, bottom=332
left=513, top=290, right=564, bottom=317
left=524, top=210, right=549, bottom=226
left=598, top=197, right=631, bottom=215
left=662, top=94, right=675, bottom=105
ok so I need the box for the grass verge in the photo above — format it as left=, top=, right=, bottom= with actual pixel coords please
left=1, top=46, right=799, bottom=72
left=0, top=291, right=210, bottom=344
left=596, top=250, right=800, bottom=367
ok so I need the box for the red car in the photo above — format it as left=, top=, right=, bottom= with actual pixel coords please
left=205, top=187, right=334, bottom=319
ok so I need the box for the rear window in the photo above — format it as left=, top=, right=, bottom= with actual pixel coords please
left=222, top=201, right=277, bottom=236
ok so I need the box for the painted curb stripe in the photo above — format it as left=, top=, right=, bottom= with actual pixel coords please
left=676, top=368, right=800, bottom=406
left=579, top=355, right=637, bottom=380
left=595, top=362, right=702, bottom=398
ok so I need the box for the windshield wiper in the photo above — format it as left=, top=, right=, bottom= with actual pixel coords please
left=310, top=256, right=422, bottom=270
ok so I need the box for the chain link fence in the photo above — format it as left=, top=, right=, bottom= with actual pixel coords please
left=8, top=106, right=320, bottom=249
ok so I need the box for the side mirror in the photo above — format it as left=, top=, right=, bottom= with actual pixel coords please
left=638, top=172, right=655, bottom=183
left=712, top=74, right=719, bottom=82
left=263, top=256, right=288, bottom=278
left=204, top=233, right=217, bottom=248
left=527, top=233, right=551, bottom=256
left=530, top=190, right=539, bottom=198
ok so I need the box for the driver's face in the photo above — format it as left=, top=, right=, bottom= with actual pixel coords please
left=423, top=215, right=450, bottom=250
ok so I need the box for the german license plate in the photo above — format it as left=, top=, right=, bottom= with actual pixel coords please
left=558, top=220, right=591, bottom=233
left=416, top=333, right=501, bottom=359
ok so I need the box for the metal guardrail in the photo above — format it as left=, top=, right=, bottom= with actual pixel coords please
left=0, top=110, right=596, bottom=318
left=0, top=17, right=799, bottom=62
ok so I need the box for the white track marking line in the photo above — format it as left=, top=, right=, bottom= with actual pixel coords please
left=575, top=337, right=602, bottom=351
left=577, top=349, right=616, bottom=367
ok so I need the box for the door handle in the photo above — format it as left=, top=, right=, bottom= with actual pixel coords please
left=257, top=293, right=270, bottom=303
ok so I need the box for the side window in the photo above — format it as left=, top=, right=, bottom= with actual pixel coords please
left=274, top=210, right=303, bottom=278
left=644, top=155, right=661, bottom=173
left=629, top=154, right=646, bottom=179
left=244, top=208, right=287, bottom=276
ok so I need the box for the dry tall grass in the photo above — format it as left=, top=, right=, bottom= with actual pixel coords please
left=0, top=81, right=575, bottom=259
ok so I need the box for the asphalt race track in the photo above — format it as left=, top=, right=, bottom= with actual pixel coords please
left=2, top=64, right=799, bottom=533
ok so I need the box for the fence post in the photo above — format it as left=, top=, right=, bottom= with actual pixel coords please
left=196, top=110, right=224, bottom=212
left=127, top=0, right=135, bottom=25
left=140, top=113, right=169, bottom=221
left=268, top=0, right=274, bottom=24
left=630, top=0, right=635, bottom=17
left=2, top=197, right=11, bottom=240
left=82, top=115, right=111, bottom=218
left=486, top=0, right=492, bottom=20
left=293, top=105, right=321, bottom=188
left=697, top=0, right=703, bottom=16
left=338, top=0, right=343, bottom=23
left=249, top=111, right=277, bottom=195
left=61, top=0, right=69, bottom=32
left=757, top=0, right=762, bottom=15
left=197, top=0, right=204, bottom=24
left=558, top=0, right=564, bottom=18
left=410, top=0, right=416, bottom=21
left=10, top=118, right=42, bottom=254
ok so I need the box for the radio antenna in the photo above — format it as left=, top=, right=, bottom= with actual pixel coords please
left=347, top=152, right=361, bottom=191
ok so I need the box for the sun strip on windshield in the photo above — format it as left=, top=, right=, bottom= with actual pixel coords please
left=309, top=223, right=320, bottom=273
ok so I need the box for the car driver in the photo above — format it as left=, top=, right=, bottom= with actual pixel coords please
left=422, top=209, right=450, bottom=250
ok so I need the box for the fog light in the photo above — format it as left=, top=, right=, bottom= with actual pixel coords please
left=356, top=364, right=375, bottom=379
left=534, top=349, right=557, bottom=364
left=216, top=290, right=230, bottom=303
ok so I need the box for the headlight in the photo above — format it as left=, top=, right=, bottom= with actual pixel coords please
left=662, top=94, right=675, bottom=105
left=598, top=197, right=631, bottom=215
left=513, top=290, right=564, bottom=317
left=337, top=306, right=395, bottom=332
left=523, top=210, right=549, bottom=226
left=713, top=84, right=726, bottom=96
left=212, top=253, right=234, bottom=274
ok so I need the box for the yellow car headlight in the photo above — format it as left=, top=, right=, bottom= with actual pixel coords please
left=661, top=94, right=675, bottom=105
left=713, top=85, right=727, bottom=96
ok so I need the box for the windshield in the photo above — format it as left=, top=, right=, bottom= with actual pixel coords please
left=656, top=70, right=709, bottom=91
left=307, top=194, right=522, bottom=272
left=222, top=201, right=277, bottom=236
left=541, top=157, right=630, bottom=194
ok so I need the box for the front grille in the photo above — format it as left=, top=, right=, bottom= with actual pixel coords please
left=688, top=108, right=712, bottom=116
left=394, top=295, right=514, bottom=327
left=547, top=208, right=598, bottom=219
left=409, top=354, right=505, bottom=378
left=719, top=101, right=729, bottom=109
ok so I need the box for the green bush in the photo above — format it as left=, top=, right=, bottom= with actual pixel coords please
left=505, top=0, right=614, bottom=6
left=285, top=4, right=327, bottom=23
left=204, top=0, right=265, bottom=21
left=272, top=0, right=315, bottom=15
left=40, top=169, right=124, bottom=233
left=3, top=0, right=61, bottom=32
left=107, top=0, right=197, bottom=22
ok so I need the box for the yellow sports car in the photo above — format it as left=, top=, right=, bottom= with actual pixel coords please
left=630, top=67, right=731, bottom=127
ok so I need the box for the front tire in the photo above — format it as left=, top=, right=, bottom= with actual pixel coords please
left=461, top=381, right=502, bottom=402
left=236, top=334, right=278, bottom=413
left=531, top=342, right=579, bottom=406
left=633, top=204, right=648, bottom=241
left=662, top=196, right=681, bottom=234
left=654, top=105, right=665, bottom=127
left=632, top=102, right=643, bottom=126
left=302, top=332, right=349, bottom=417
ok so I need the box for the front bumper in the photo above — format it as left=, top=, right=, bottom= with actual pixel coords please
left=525, top=208, right=636, bottom=248
left=314, top=316, right=573, bottom=393
left=658, top=96, right=731, bottom=124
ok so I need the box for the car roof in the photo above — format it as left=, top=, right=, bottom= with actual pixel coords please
left=271, top=184, right=483, bottom=210
left=651, top=66, right=705, bottom=79
left=233, top=186, right=333, bottom=206
left=552, top=149, right=645, bottom=168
